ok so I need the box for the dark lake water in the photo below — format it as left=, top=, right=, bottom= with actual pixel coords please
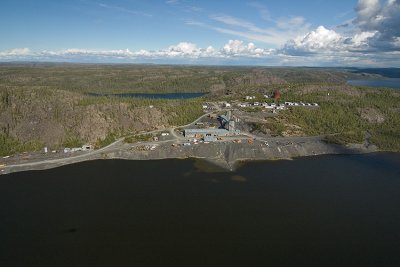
left=1, top=153, right=400, bottom=266
left=347, top=79, right=400, bottom=88
left=88, top=92, right=207, bottom=99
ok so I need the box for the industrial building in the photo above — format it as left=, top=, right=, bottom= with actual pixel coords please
left=184, top=110, right=240, bottom=141
left=185, top=128, right=233, bottom=137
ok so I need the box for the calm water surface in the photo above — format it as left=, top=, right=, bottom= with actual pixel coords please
left=347, top=79, right=400, bottom=88
left=1, top=153, right=400, bottom=266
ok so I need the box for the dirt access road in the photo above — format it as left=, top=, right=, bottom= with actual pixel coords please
left=1, top=105, right=325, bottom=174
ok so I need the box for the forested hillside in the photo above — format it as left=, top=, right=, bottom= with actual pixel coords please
left=0, top=63, right=398, bottom=156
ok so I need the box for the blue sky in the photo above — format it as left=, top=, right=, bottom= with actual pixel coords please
left=1, top=0, right=399, bottom=66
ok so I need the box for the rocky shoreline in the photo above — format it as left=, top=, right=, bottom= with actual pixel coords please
left=1, top=138, right=380, bottom=175
left=107, top=139, right=379, bottom=171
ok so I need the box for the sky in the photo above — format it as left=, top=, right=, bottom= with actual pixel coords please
left=0, top=0, right=399, bottom=66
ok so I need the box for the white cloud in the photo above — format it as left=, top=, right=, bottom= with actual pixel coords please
left=0, top=42, right=397, bottom=66
left=222, top=40, right=272, bottom=56
left=98, top=3, right=152, bottom=17
left=184, top=20, right=206, bottom=27
left=3, top=1, right=400, bottom=69
left=133, top=49, right=153, bottom=57
left=137, top=42, right=218, bottom=58
left=353, top=0, right=400, bottom=51
left=168, top=42, right=197, bottom=54
left=355, top=0, right=380, bottom=27
left=208, top=13, right=310, bottom=47
left=282, top=0, right=400, bottom=57
left=0, top=41, right=276, bottom=62
left=211, top=27, right=288, bottom=47
left=179, top=0, right=398, bottom=63
left=44, top=48, right=134, bottom=57
left=350, top=31, right=377, bottom=48
left=144, top=40, right=271, bottom=58
left=211, top=15, right=264, bottom=33
left=283, top=26, right=345, bottom=55
left=0, top=48, right=32, bottom=57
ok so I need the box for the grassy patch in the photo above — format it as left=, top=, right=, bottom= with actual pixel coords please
left=124, top=134, right=152, bottom=144
left=62, top=134, right=83, bottom=148
left=250, top=119, right=286, bottom=136
left=95, top=132, right=118, bottom=148
left=0, top=133, right=44, bottom=156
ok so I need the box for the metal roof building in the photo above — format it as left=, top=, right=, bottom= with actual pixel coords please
left=184, top=128, right=230, bottom=137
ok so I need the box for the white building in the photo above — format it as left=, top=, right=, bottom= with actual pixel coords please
left=82, top=145, right=93, bottom=150
left=276, top=105, right=286, bottom=110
